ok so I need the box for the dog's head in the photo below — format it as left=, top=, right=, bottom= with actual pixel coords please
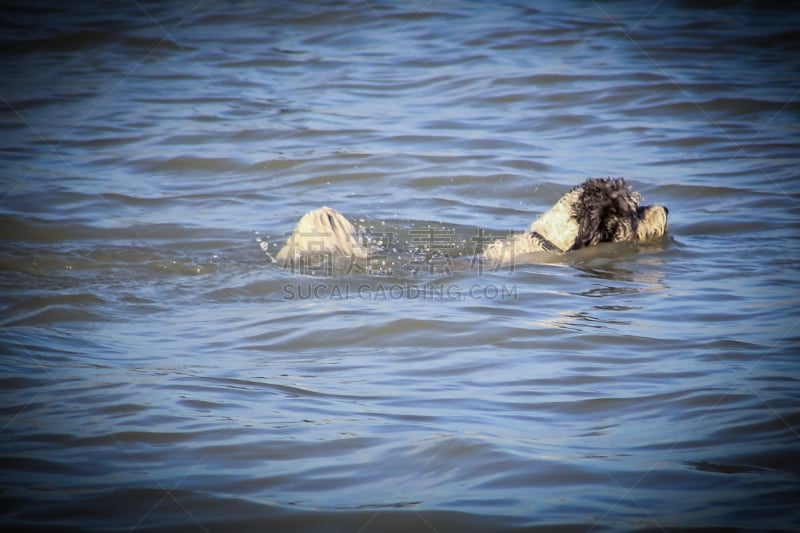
left=531, top=178, right=667, bottom=251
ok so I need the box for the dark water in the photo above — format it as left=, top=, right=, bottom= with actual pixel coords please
left=2, top=1, right=799, bottom=531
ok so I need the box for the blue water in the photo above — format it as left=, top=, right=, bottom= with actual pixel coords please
left=1, top=1, right=799, bottom=531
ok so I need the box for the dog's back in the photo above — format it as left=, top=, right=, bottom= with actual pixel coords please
left=276, top=206, right=369, bottom=266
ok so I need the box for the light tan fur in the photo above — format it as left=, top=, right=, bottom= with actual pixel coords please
left=276, top=206, right=369, bottom=265
left=481, top=232, right=553, bottom=263
left=530, top=188, right=582, bottom=252
left=635, top=206, right=669, bottom=241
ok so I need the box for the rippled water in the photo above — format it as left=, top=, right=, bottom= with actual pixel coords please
left=2, top=1, right=799, bottom=531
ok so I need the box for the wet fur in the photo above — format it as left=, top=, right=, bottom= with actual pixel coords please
left=573, top=177, right=642, bottom=248
left=276, top=205, right=369, bottom=265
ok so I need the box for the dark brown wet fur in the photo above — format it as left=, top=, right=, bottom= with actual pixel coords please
left=571, top=178, right=641, bottom=249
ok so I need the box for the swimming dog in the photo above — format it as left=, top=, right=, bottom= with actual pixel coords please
left=275, top=178, right=668, bottom=270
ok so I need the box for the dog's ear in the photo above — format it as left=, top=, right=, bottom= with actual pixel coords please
left=572, top=178, right=640, bottom=249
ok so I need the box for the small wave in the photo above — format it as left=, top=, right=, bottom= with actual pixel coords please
left=131, top=156, right=245, bottom=174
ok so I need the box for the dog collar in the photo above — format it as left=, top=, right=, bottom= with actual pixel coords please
left=530, top=231, right=563, bottom=253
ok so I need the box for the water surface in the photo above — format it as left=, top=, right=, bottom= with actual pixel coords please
left=1, top=1, right=799, bottom=531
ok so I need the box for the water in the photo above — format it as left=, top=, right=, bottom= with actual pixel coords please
left=2, top=1, right=799, bottom=531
